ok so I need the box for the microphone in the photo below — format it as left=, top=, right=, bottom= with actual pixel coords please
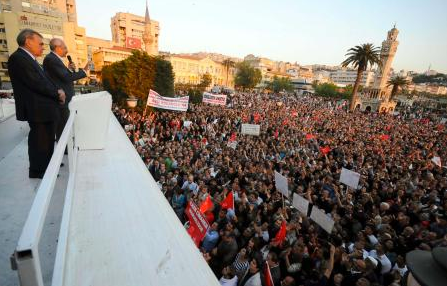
left=67, top=55, right=73, bottom=64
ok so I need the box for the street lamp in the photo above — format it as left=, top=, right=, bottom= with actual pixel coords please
left=126, top=96, right=138, bottom=108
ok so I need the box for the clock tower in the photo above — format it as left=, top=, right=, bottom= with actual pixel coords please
left=373, top=26, right=399, bottom=97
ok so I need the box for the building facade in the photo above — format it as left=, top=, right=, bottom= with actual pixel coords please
left=92, top=46, right=132, bottom=75
left=166, top=54, right=235, bottom=88
left=110, top=5, right=159, bottom=55
left=0, top=0, right=88, bottom=87
left=330, top=69, right=375, bottom=87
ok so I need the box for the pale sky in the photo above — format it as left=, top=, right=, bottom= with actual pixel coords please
left=77, top=0, right=447, bottom=73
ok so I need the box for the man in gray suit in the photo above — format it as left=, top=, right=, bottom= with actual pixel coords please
left=43, top=38, right=89, bottom=141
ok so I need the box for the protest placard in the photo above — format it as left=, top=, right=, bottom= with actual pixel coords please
left=146, top=89, right=189, bottom=111
left=274, top=171, right=289, bottom=197
left=432, top=157, right=442, bottom=167
left=202, top=92, right=227, bottom=106
left=339, top=167, right=360, bottom=189
left=227, top=141, right=238, bottom=150
left=241, top=124, right=261, bottom=136
left=185, top=201, right=209, bottom=246
left=310, top=206, right=334, bottom=234
left=183, top=120, right=192, bottom=128
left=292, top=193, right=309, bottom=215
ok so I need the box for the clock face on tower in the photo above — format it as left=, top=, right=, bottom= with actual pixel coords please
left=382, top=45, right=390, bottom=54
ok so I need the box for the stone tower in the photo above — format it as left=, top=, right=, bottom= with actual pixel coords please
left=373, top=26, right=399, bottom=99
left=142, top=1, right=158, bottom=55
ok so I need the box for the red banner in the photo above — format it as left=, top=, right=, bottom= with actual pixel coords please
left=185, top=201, right=209, bottom=246
left=125, top=37, right=142, bottom=49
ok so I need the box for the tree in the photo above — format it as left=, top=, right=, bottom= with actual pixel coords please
left=101, top=50, right=175, bottom=108
left=234, top=61, right=262, bottom=90
left=387, top=76, right=409, bottom=100
left=267, top=76, right=294, bottom=93
left=199, top=73, right=212, bottom=90
left=222, top=58, right=235, bottom=87
left=341, top=43, right=381, bottom=110
left=154, top=57, right=175, bottom=96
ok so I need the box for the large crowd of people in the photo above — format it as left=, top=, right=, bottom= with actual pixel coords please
left=114, top=93, right=447, bottom=286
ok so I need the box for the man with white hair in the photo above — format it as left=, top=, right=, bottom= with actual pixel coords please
left=43, top=38, right=89, bottom=142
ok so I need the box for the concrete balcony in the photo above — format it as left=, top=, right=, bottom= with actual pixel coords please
left=0, top=92, right=219, bottom=286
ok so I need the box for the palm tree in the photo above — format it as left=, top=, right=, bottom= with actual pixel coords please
left=387, top=76, right=409, bottom=100
left=222, top=58, right=235, bottom=87
left=341, top=43, right=381, bottom=110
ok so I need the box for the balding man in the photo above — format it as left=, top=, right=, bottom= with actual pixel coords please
left=43, top=38, right=89, bottom=142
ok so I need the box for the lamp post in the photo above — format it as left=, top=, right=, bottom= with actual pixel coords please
left=126, top=96, right=138, bottom=109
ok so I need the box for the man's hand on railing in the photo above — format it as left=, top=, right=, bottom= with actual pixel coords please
left=58, top=89, right=66, bottom=105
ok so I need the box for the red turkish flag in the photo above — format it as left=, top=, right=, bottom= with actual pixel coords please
left=185, top=202, right=209, bottom=246
left=306, top=134, right=316, bottom=140
left=264, top=262, right=274, bottom=286
left=200, top=195, right=213, bottom=214
left=380, top=134, right=390, bottom=141
left=320, top=146, right=331, bottom=155
left=221, top=192, right=234, bottom=210
left=272, top=220, right=287, bottom=244
left=254, top=113, right=261, bottom=123
left=125, top=37, right=142, bottom=49
left=229, top=132, right=237, bottom=142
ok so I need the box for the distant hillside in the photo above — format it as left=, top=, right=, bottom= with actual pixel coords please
left=412, top=73, right=447, bottom=84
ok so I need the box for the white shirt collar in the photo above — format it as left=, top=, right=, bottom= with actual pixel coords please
left=19, top=47, right=36, bottom=61
left=51, top=51, right=65, bottom=63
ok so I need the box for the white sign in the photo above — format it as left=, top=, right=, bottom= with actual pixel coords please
left=203, top=92, right=227, bottom=106
left=310, top=206, right=334, bottom=234
left=339, top=167, right=360, bottom=189
left=274, top=171, right=289, bottom=197
left=227, top=141, right=238, bottom=150
left=183, top=120, right=192, bottom=128
left=292, top=193, right=309, bottom=215
left=432, top=157, right=442, bottom=167
left=241, top=124, right=261, bottom=136
left=146, top=89, right=189, bottom=112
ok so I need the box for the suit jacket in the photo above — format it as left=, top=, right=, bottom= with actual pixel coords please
left=43, top=52, right=86, bottom=108
left=8, top=48, right=60, bottom=122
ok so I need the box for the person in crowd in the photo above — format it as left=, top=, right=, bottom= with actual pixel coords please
left=113, top=91, right=447, bottom=286
left=219, top=265, right=238, bottom=286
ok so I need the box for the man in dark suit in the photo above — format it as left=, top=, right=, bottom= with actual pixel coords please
left=43, top=38, right=88, bottom=141
left=8, top=29, right=66, bottom=178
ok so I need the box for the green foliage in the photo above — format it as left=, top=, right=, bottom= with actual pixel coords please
left=174, top=83, right=203, bottom=104
left=387, top=76, right=409, bottom=98
left=314, top=82, right=338, bottom=97
left=222, top=59, right=235, bottom=86
left=314, top=83, right=354, bottom=100
left=234, top=61, right=262, bottom=90
left=199, top=73, right=212, bottom=89
left=341, top=43, right=382, bottom=110
left=154, top=57, right=175, bottom=97
left=341, top=43, right=381, bottom=71
left=101, top=50, right=175, bottom=107
left=267, top=76, right=294, bottom=93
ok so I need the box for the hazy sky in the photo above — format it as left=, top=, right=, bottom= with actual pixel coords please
left=77, top=0, right=447, bottom=73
